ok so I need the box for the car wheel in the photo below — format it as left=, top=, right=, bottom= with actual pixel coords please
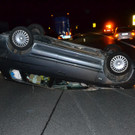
left=9, top=26, right=33, bottom=51
left=28, top=24, right=45, bottom=35
left=106, top=52, right=131, bottom=75
left=104, top=44, right=121, bottom=55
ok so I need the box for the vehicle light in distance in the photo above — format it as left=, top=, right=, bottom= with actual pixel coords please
left=131, top=32, right=135, bottom=36
left=106, top=24, right=112, bottom=29
left=115, top=33, right=119, bottom=38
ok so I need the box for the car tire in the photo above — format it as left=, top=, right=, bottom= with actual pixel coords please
left=9, top=26, right=33, bottom=51
left=106, top=52, right=131, bottom=76
left=104, top=44, right=121, bottom=55
left=28, top=24, right=45, bottom=35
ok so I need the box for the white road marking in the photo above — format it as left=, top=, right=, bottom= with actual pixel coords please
left=101, top=32, right=135, bottom=48
left=120, top=40, right=135, bottom=48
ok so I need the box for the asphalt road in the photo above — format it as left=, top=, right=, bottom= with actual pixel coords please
left=1, top=75, right=135, bottom=135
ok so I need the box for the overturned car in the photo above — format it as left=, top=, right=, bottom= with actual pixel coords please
left=0, top=24, right=135, bottom=89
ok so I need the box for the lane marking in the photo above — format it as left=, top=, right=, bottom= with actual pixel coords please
left=101, top=32, right=135, bottom=48
left=120, top=41, right=135, bottom=48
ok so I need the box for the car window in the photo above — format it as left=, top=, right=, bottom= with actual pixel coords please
left=117, top=27, right=132, bottom=32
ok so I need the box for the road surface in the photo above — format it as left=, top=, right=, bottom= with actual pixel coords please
left=0, top=74, right=135, bottom=135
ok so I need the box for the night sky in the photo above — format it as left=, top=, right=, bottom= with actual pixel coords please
left=0, top=0, right=134, bottom=32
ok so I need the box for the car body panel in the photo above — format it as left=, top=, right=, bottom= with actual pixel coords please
left=0, top=34, right=105, bottom=83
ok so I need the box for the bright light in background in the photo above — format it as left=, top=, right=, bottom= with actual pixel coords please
left=67, top=12, right=69, bottom=15
left=51, top=14, right=54, bottom=17
left=115, top=33, right=119, bottom=38
left=106, top=24, right=111, bottom=28
left=75, top=25, right=79, bottom=29
left=132, top=15, right=135, bottom=25
left=103, top=21, right=115, bottom=33
left=92, top=23, right=96, bottom=28
left=104, top=21, right=114, bottom=29
left=83, top=38, right=86, bottom=42
left=131, top=32, right=135, bottom=36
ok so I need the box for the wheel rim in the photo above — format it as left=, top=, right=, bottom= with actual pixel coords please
left=12, top=30, right=30, bottom=48
left=110, top=55, right=128, bottom=73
